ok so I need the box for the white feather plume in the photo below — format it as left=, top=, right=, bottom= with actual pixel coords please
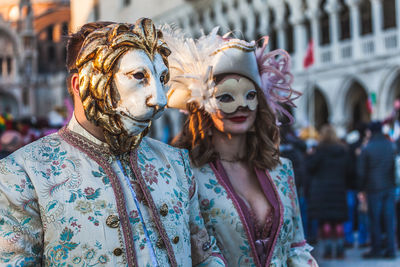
left=161, top=25, right=224, bottom=113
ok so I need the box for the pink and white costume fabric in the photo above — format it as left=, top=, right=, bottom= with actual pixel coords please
left=194, top=158, right=318, bottom=267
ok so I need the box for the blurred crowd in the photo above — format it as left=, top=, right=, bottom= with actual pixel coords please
left=0, top=109, right=68, bottom=159
left=280, top=116, right=400, bottom=260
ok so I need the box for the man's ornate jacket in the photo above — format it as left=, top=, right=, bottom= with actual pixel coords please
left=0, top=116, right=225, bottom=266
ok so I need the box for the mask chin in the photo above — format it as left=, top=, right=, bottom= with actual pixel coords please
left=98, top=112, right=151, bottom=154
left=119, top=115, right=150, bottom=136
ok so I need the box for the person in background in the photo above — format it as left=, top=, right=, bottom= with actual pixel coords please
left=307, top=124, right=351, bottom=259
left=343, top=123, right=369, bottom=249
left=300, top=127, right=320, bottom=245
left=358, top=121, right=397, bottom=259
left=0, top=130, right=23, bottom=159
left=280, top=125, right=309, bottom=238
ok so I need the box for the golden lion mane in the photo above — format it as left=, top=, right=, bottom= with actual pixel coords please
left=75, top=18, right=171, bottom=153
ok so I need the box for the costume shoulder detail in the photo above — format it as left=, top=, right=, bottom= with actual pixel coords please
left=141, top=136, right=183, bottom=155
left=278, top=157, right=293, bottom=169
left=1, top=133, right=66, bottom=164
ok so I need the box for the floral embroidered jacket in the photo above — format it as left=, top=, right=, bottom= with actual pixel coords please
left=194, top=158, right=318, bottom=267
left=0, top=116, right=225, bottom=267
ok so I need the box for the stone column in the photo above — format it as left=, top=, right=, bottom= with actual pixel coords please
left=326, top=0, right=341, bottom=63
left=371, top=0, right=384, bottom=54
left=213, top=0, right=228, bottom=30
left=202, top=8, right=213, bottom=33
left=288, top=0, right=307, bottom=70
left=244, top=8, right=255, bottom=39
left=2, top=57, right=7, bottom=77
left=273, top=2, right=287, bottom=50
left=276, top=23, right=287, bottom=51
left=345, top=0, right=362, bottom=59
left=306, top=9, right=321, bottom=65
left=254, top=0, right=269, bottom=36
left=291, top=16, right=307, bottom=71
left=396, top=0, right=400, bottom=34
left=180, top=13, right=190, bottom=29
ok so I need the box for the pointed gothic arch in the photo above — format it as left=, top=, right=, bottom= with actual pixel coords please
left=344, top=81, right=370, bottom=130
left=306, top=86, right=330, bottom=130
left=0, top=22, right=23, bottom=70
left=0, top=91, right=19, bottom=117
left=379, top=67, right=400, bottom=118
left=314, top=88, right=330, bottom=130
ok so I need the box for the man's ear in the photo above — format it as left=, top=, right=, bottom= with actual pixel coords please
left=71, top=73, right=80, bottom=99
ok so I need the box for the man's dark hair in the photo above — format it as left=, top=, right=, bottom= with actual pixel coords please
left=65, top=21, right=114, bottom=96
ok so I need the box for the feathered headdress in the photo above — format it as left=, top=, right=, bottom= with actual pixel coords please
left=161, top=26, right=223, bottom=112
left=162, top=26, right=300, bottom=124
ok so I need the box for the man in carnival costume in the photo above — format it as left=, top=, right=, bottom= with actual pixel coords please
left=0, top=19, right=225, bottom=266
left=163, top=27, right=318, bottom=266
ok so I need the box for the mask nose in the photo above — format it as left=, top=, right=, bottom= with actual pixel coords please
left=237, top=96, right=248, bottom=109
left=146, top=83, right=167, bottom=117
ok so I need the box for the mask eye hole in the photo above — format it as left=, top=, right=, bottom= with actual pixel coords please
left=160, top=74, right=167, bottom=84
left=133, top=72, right=145, bottom=80
left=246, top=91, right=257, bottom=100
left=216, top=94, right=234, bottom=103
left=159, top=70, right=168, bottom=84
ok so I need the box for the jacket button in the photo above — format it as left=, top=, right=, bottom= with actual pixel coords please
left=160, top=203, right=168, bottom=217
left=106, top=215, right=119, bottom=228
left=156, top=237, right=165, bottom=248
left=106, top=215, right=120, bottom=228
left=113, top=248, right=123, bottom=256
left=202, top=241, right=211, bottom=251
left=172, top=236, right=179, bottom=244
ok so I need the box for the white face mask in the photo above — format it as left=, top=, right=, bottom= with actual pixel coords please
left=114, top=50, right=168, bottom=135
left=214, top=77, right=258, bottom=114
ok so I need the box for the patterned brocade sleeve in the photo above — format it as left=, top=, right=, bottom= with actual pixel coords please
left=285, top=160, right=318, bottom=267
left=0, top=156, right=43, bottom=266
left=180, top=150, right=226, bottom=267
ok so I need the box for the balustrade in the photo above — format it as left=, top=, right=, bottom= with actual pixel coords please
left=339, top=40, right=353, bottom=60
left=320, top=45, right=333, bottom=64
left=156, top=0, right=400, bottom=72
left=361, top=34, right=375, bottom=56
left=383, top=28, right=398, bottom=50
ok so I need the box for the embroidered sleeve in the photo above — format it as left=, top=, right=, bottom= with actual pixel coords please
left=180, top=149, right=196, bottom=200
left=285, top=160, right=319, bottom=267
left=0, top=156, right=43, bottom=266
left=180, top=150, right=226, bottom=266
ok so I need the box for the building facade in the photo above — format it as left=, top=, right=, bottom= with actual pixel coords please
left=71, top=0, right=400, bottom=138
left=0, top=0, right=70, bottom=122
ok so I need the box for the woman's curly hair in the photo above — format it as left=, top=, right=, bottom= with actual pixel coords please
left=172, top=83, right=281, bottom=170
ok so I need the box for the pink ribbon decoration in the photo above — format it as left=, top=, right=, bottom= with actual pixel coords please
left=255, top=37, right=301, bottom=125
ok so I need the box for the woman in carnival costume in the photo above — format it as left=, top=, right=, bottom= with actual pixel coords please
left=162, top=27, right=318, bottom=267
